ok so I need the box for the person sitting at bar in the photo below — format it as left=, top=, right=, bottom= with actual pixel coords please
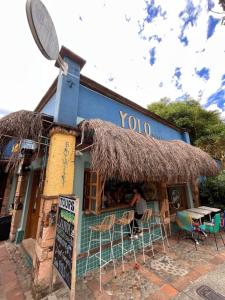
left=130, top=187, right=147, bottom=235
left=114, top=184, right=125, bottom=204
left=102, top=190, right=114, bottom=208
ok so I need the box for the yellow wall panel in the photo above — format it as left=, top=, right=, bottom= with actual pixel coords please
left=43, top=132, right=76, bottom=196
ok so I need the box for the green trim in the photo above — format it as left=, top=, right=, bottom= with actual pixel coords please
left=15, top=229, right=24, bottom=244
left=74, top=153, right=90, bottom=254
left=19, top=171, right=34, bottom=231
left=7, top=175, right=18, bottom=210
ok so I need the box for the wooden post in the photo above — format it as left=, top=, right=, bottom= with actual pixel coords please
left=32, top=128, right=77, bottom=297
left=70, top=197, right=79, bottom=300
left=159, top=182, right=168, bottom=214
left=159, top=182, right=171, bottom=236
left=191, top=179, right=200, bottom=208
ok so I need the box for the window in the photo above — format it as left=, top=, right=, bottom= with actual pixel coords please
left=83, top=170, right=104, bottom=215
left=83, top=172, right=158, bottom=214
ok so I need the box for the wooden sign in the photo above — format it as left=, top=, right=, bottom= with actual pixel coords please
left=53, top=195, right=79, bottom=299
left=26, top=0, right=59, bottom=60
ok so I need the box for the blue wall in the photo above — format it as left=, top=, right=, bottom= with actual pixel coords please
left=41, top=94, right=56, bottom=116
left=2, top=140, right=14, bottom=159
left=39, top=56, right=187, bottom=142
left=77, top=85, right=184, bottom=141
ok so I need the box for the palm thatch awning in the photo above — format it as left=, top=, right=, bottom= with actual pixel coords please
left=80, top=119, right=219, bottom=183
left=0, top=110, right=43, bottom=141
left=0, top=110, right=52, bottom=169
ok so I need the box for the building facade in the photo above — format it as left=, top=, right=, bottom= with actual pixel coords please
left=1, top=47, right=213, bottom=295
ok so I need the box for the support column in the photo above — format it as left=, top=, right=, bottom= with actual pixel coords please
left=7, top=175, right=18, bottom=211
left=191, top=179, right=200, bottom=208
left=9, top=173, right=28, bottom=241
left=159, top=182, right=169, bottom=217
left=15, top=170, right=34, bottom=243
left=1, top=174, right=12, bottom=216
left=158, top=182, right=171, bottom=235
left=32, top=127, right=76, bottom=297
left=186, top=183, right=194, bottom=208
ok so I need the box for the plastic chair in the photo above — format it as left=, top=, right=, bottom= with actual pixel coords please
left=204, top=213, right=225, bottom=251
left=133, top=209, right=155, bottom=263
left=84, top=214, right=116, bottom=291
left=113, top=210, right=137, bottom=271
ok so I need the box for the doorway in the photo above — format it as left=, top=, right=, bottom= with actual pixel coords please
left=25, top=170, right=42, bottom=239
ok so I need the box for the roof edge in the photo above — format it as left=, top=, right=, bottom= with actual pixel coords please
left=35, top=77, right=57, bottom=112
left=55, top=46, right=86, bottom=70
left=35, top=47, right=185, bottom=133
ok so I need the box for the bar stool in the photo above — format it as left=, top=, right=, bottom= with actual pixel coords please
left=151, top=212, right=170, bottom=252
left=133, top=208, right=155, bottom=263
left=113, top=210, right=137, bottom=272
left=84, top=214, right=116, bottom=291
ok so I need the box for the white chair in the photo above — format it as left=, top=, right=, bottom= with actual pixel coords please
left=84, top=214, right=116, bottom=291
left=151, top=211, right=170, bottom=253
left=113, top=210, right=137, bottom=272
left=133, top=208, right=155, bottom=263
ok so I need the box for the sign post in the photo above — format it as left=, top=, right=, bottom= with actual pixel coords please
left=52, top=195, right=79, bottom=299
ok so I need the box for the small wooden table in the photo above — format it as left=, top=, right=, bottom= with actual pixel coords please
left=198, top=206, right=221, bottom=213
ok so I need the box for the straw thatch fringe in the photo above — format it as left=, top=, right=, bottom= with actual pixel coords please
left=80, top=119, right=219, bottom=183
left=0, top=110, right=43, bottom=170
left=49, top=127, right=77, bottom=138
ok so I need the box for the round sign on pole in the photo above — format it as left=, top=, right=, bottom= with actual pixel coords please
left=26, top=0, right=59, bottom=60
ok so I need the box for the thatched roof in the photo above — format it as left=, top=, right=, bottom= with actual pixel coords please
left=80, top=119, right=219, bottom=183
left=0, top=110, right=46, bottom=169
left=0, top=110, right=43, bottom=141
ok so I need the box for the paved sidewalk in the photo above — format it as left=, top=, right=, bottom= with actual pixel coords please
left=1, top=232, right=225, bottom=299
left=45, top=232, right=225, bottom=300
left=0, top=242, right=33, bottom=300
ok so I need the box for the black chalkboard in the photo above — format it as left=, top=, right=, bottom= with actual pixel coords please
left=53, top=196, right=76, bottom=289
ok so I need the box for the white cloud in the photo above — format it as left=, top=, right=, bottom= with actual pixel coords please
left=0, top=0, right=225, bottom=116
left=206, top=103, right=222, bottom=111
left=206, top=103, right=225, bottom=121
left=221, top=110, right=225, bottom=120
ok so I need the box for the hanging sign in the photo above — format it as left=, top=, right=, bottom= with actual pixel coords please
left=26, top=0, right=59, bottom=60
left=53, top=195, right=79, bottom=299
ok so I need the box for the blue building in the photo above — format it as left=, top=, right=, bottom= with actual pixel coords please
left=0, top=47, right=218, bottom=293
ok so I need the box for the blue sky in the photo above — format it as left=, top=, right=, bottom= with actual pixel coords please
left=0, top=0, right=225, bottom=119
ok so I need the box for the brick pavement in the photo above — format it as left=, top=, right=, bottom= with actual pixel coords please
left=0, top=242, right=33, bottom=300
left=1, top=232, right=225, bottom=299
left=0, top=242, right=24, bottom=300
left=73, top=233, right=225, bottom=300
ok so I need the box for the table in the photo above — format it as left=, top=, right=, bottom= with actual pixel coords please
left=198, top=206, right=221, bottom=213
left=183, top=210, right=204, bottom=222
left=187, top=208, right=212, bottom=220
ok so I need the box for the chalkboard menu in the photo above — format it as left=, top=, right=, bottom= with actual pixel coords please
left=53, top=196, right=77, bottom=289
